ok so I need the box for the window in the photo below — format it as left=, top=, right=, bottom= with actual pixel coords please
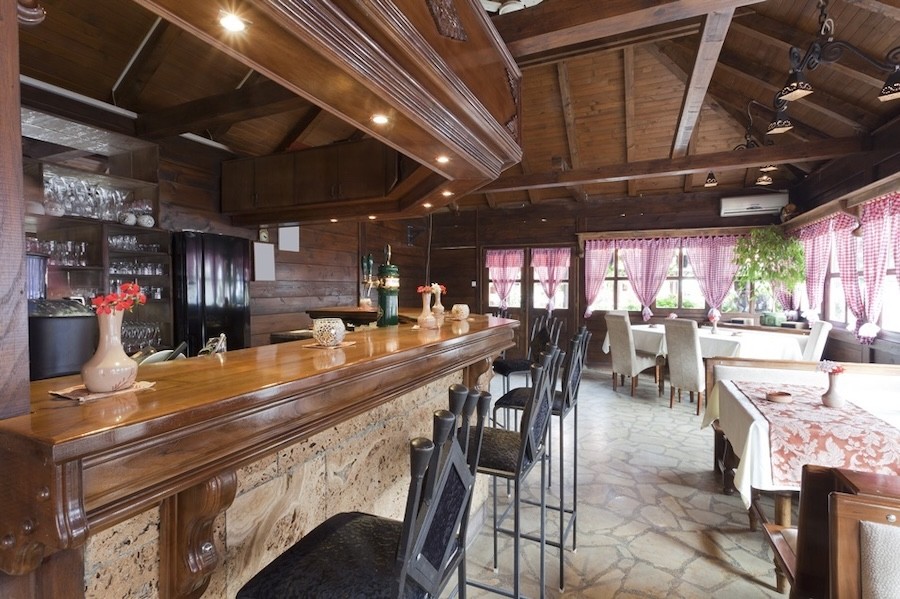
left=586, top=248, right=700, bottom=313
left=826, top=233, right=900, bottom=333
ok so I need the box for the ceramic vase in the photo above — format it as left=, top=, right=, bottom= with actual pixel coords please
left=312, top=318, right=346, bottom=347
left=81, top=310, right=138, bottom=393
left=821, top=373, right=845, bottom=408
left=417, top=293, right=437, bottom=329
left=432, top=290, right=445, bottom=318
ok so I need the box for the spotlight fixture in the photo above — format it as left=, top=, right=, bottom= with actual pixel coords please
left=371, top=114, right=389, bottom=125
left=436, top=155, right=450, bottom=164
left=704, top=172, right=718, bottom=188
left=219, top=11, right=248, bottom=32
left=755, top=174, right=774, bottom=186
left=777, top=0, right=900, bottom=104
left=759, top=164, right=778, bottom=172
left=441, top=190, right=454, bottom=197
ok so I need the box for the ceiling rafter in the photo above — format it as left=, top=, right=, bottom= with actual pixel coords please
left=134, top=80, right=307, bottom=139
left=670, top=8, right=734, bottom=158
left=840, top=0, right=900, bottom=22
left=480, top=136, right=865, bottom=192
left=623, top=46, right=638, bottom=196
left=111, top=20, right=181, bottom=109
left=730, top=13, right=886, bottom=89
left=555, top=62, right=588, bottom=201
left=680, top=40, right=878, bottom=131
left=275, top=106, right=323, bottom=153
left=493, top=0, right=765, bottom=59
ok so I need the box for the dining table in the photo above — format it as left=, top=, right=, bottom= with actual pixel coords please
left=601, top=323, right=808, bottom=395
left=704, top=374, right=900, bottom=518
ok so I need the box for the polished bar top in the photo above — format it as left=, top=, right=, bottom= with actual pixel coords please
left=0, top=314, right=515, bottom=577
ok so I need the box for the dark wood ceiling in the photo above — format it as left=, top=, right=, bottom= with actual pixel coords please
left=16, top=0, right=900, bottom=221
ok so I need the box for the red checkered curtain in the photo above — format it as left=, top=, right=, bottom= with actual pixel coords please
left=890, top=193, right=900, bottom=293
left=796, top=218, right=834, bottom=322
left=486, top=249, right=523, bottom=310
left=532, top=247, right=571, bottom=311
left=583, top=239, right=614, bottom=317
left=683, top=236, right=739, bottom=323
left=836, top=198, right=892, bottom=344
left=619, top=238, right=679, bottom=321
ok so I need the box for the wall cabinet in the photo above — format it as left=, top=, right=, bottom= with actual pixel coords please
left=220, top=138, right=399, bottom=213
left=26, top=216, right=174, bottom=354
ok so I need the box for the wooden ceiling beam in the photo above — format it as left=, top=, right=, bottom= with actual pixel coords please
left=135, top=80, right=307, bottom=139
left=111, top=20, right=182, bottom=108
left=275, top=106, right=323, bottom=153
left=479, top=136, right=866, bottom=192
left=493, top=0, right=765, bottom=59
left=555, top=63, right=588, bottom=201
left=730, top=13, right=886, bottom=89
left=671, top=8, right=734, bottom=158
left=654, top=41, right=831, bottom=142
left=623, top=46, right=638, bottom=196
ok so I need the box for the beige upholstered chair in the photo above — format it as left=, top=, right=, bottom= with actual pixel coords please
left=604, top=311, right=658, bottom=396
left=663, top=318, right=705, bottom=415
left=802, top=320, right=833, bottom=361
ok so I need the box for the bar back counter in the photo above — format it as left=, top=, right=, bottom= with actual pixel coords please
left=0, top=314, right=515, bottom=598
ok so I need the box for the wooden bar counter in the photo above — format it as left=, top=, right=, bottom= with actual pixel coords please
left=0, top=314, right=515, bottom=598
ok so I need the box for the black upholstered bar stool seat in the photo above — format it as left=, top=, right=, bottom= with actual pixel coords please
left=238, top=384, right=492, bottom=599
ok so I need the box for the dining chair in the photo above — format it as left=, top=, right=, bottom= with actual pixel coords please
left=604, top=311, right=659, bottom=396
left=237, top=385, right=492, bottom=599
left=663, top=318, right=705, bottom=415
left=801, top=320, right=833, bottom=361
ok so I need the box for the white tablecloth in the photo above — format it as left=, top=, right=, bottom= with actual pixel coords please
left=706, top=374, right=900, bottom=507
left=601, top=324, right=805, bottom=361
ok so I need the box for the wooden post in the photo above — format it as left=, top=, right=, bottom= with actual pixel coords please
left=0, top=0, right=32, bottom=419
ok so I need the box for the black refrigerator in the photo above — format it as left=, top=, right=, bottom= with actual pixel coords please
left=172, top=231, right=251, bottom=357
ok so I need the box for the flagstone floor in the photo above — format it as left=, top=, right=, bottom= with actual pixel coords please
left=459, top=367, right=784, bottom=599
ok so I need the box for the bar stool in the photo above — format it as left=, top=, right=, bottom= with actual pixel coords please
left=237, top=384, right=491, bottom=599
left=491, top=328, right=589, bottom=591
left=492, top=314, right=562, bottom=394
left=468, top=348, right=561, bottom=599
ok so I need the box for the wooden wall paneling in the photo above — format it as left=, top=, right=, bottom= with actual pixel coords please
left=0, top=0, right=30, bottom=418
left=362, top=219, right=428, bottom=310
left=248, top=222, right=359, bottom=346
left=431, top=211, right=478, bottom=249
left=429, top=247, right=478, bottom=312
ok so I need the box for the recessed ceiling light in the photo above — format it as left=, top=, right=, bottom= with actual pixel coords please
left=441, top=190, right=454, bottom=197
left=423, top=202, right=433, bottom=209
left=219, top=12, right=247, bottom=32
left=371, top=114, right=389, bottom=125
left=368, top=215, right=377, bottom=220
left=436, top=155, right=450, bottom=164
left=329, top=218, right=338, bottom=223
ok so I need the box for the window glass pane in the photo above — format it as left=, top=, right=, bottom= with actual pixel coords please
left=681, top=279, right=705, bottom=309
left=666, top=251, right=680, bottom=277
left=655, top=279, right=680, bottom=309
left=488, top=281, right=521, bottom=308
left=616, top=280, right=641, bottom=311
left=532, top=282, right=569, bottom=310
left=722, top=283, right=749, bottom=313
left=830, top=232, right=840, bottom=272
left=828, top=277, right=845, bottom=324
left=589, top=282, right=615, bottom=312
left=882, top=276, right=899, bottom=332
left=681, top=253, right=695, bottom=278
left=615, top=255, right=626, bottom=277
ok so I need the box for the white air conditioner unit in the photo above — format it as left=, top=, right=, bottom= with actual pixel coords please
left=719, top=193, right=789, bottom=217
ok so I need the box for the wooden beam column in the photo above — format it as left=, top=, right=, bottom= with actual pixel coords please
left=1, top=0, right=30, bottom=419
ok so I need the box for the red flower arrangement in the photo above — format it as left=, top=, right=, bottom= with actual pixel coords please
left=817, top=360, right=845, bottom=375
left=91, top=282, right=147, bottom=315
left=417, top=283, right=447, bottom=294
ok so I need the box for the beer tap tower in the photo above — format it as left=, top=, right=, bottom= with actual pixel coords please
left=362, top=245, right=399, bottom=327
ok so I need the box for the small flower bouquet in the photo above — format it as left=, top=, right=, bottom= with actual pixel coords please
left=417, top=285, right=432, bottom=294
left=818, top=360, right=845, bottom=375
left=91, top=282, right=147, bottom=314
left=416, top=283, right=447, bottom=294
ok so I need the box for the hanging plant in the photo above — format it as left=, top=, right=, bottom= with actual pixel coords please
left=733, top=226, right=805, bottom=300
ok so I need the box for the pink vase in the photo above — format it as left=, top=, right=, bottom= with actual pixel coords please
left=81, top=310, right=138, bottom=393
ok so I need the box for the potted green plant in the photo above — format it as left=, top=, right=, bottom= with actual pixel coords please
left=732, top=225, right=805, bottom=312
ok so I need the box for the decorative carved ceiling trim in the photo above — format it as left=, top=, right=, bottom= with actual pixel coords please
left=426, top=0, right=467, bottom=41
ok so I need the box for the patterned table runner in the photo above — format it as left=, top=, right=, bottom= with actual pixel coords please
left=733, top=381, right=900, bottom=488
